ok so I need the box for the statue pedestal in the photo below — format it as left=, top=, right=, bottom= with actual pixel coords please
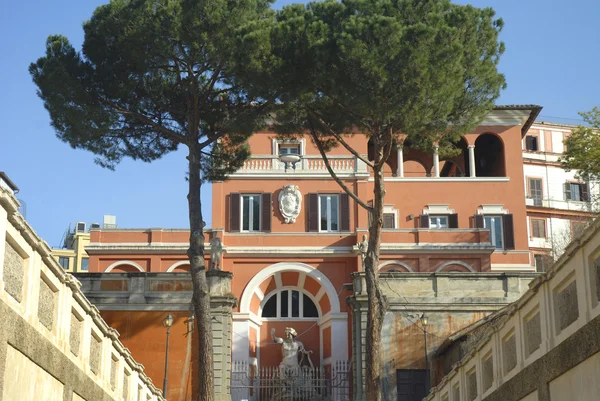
left=208, top=270, right=237, bottom=401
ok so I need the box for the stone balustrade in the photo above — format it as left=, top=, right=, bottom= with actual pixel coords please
left=0, top=187, right=165, bottom=401
left=234, top=155, right=368, bottom=177
left=423, top=217, right=600, bottom=401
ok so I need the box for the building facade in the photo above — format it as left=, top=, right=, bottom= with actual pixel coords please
left=522, top=122, right=599, bottom=272
left=74, top=106, right=547, bottom=400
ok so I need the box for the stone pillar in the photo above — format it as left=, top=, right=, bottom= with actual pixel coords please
left=468, top=145, right=476, bottom=177
left=397, top=147, right=404, bottom=178
left=433, top=145, right=440, bottom=178
left=208, top=270, right=237, bottom=401
left=348, top=273, right=368, bottom=401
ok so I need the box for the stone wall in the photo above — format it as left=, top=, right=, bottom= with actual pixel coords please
left=424, top=218, right=600, bottom=401
left=0, top=187, right=165, bottom=401
left=74, top=270, right=237, bottom=401
left=348, top=271, right=538, bottom=401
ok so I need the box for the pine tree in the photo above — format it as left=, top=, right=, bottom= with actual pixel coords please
left=29, top=1, right=274, bottom=400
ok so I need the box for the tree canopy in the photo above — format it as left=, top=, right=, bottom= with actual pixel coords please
left=562, top=107, right=600, bottom=181
left=245, top=0, right=506, bottom=157
left=30, top=0, right=274, bottom=176
left=241, top=1, right=506, bottom=400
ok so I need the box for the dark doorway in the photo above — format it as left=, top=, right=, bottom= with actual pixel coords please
left=396, top=369, right=426, bottom=401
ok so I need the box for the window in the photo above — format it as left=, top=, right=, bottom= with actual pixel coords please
left=564, top=182, right=589, bottom=202
left=279, top=143, right=300, bottom=155
left=261, top=290, right=319, bottom=318
left=531, top=219, right=546, bottom=238
left=383, top=213, right=396, bottom=229
left=81, top=258, right=89, bottom=271
left=525, top=135, right=538, bottom=151
left=58, top=257, right=69, bottom=270
left=528, top=178, right=543, bottom=206
left=241, top=194, right=261, bottom=232
left=484, top=216, right=504, bottom=249
left=476, top=213, right=514, bottom=250
left=429, top=215, right=448, bottom=229
left=319, top=195, right=339, bottom=232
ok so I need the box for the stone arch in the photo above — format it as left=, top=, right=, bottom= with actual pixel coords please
left=378, top=260, right=415, bottom=272
left=435, top=260, right=475, bottom=273
left=239, top=262, right=340, bottom=317
left=166, top=260, right=191, bottom=272
left=104, top=260, right=145, bottom=273
left=259, top=287, right=322, bottom=318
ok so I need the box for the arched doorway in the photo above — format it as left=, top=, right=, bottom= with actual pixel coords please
left=474, top=134, right=505, bottom=177
left=237, top=262, right=347, bottom=367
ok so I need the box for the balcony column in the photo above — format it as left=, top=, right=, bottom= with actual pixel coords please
left=397, top=146, right=404, bottom=178
left=433, top=145, right=440, bottom=178
left=468, top=145, right=476, bottom=177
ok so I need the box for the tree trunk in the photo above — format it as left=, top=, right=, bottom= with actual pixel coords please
left=187, top=144, right=214, bottom=401
left=364, top=136, right=387, bottom=401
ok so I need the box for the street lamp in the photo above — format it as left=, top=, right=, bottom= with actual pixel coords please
left=162, top=314, right=174, bottom=399
left=421, top=313, right=430, bottom=395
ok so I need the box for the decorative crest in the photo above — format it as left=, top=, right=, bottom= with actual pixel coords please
left=278, top=185, right=302, bottom=224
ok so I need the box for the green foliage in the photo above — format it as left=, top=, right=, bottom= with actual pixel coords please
left=244, top=0, right=506, bottom=154
left=562, top=107, right=600, bottom=181
left=30, top=0, right=274, bottom=179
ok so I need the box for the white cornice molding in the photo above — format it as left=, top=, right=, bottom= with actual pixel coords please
left=479, top=109, right=531, bottom=126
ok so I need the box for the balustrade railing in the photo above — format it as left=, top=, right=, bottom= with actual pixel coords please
left=236, top=156, right=364, bottom=175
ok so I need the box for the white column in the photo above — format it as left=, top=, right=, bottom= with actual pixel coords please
left=232, top=313, right=258, bottom=362
left=433, top=145, right=440, bottom=178
left=331, top=318, right=349, bottom=362
left=397, top=147, right=404, bottom=178
left=468, top=145, right=476, bottom=177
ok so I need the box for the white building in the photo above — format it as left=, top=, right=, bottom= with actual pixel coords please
left=522, top=121, right=598, bottom=271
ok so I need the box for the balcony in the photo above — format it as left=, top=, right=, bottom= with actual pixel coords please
left=526, top=197, right=596, bottom=212
left=231, top=155, right=369, bottom=178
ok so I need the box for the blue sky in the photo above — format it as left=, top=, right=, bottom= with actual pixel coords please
left=1, top=0, right=599, bottom=247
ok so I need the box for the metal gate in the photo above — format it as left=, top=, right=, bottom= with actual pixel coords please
left=231, top=361, right=351, bottom=401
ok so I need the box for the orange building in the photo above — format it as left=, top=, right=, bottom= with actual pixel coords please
left=79, top=105, right=543, bottom=401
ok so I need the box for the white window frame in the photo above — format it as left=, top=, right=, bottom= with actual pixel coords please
left=80, top=257, right=89, bottom=271
left=260, top=288, right=320, bottom=320
left=319, top=194, right=340, bottom=232
left=279, top=143, right=301, bottom=155
left=273, top=138, right=305, bottom=156
left=484, top=215, right=504, bottom=250
left=429, top=215, right=449, bottom=229
left=240, top=194, right=261, bottom=232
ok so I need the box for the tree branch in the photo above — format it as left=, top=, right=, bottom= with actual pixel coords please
left=306, top=107, right=374, bottom=168
left=308, top=125, right=373, bottom=212
left=97, top=97, right=186, bottom=144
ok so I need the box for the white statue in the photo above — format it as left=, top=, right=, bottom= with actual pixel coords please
left=278, top=185, right=302, bottom=223
left=271, top=327, right=313, bottom=371
left=209, top=237, right=223, bottom=270
left=357, top=234, right=368, bottom=271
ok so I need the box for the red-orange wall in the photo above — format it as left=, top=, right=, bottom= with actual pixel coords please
left=101, top=311, right=194, bottom=401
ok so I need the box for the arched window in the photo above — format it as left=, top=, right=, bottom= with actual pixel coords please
left=261, top=289, right=319, bottom=319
